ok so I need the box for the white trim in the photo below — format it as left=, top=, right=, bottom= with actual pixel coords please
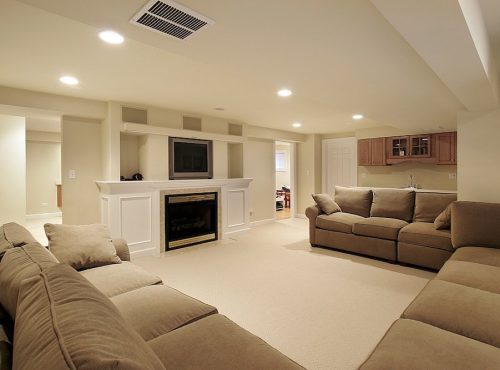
left=25, top=212, right=62, bottom=220
left=250, top=218, right=276, bottom=227
left=295, top=213, right=307, bottom=219
left=224, top=227, right=251, bottom=236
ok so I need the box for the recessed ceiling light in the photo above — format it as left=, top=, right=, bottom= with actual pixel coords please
left=214, top=107, right=225, bottom=111
left=59, top=76, right=79, bottom=86
left=352, top=114, right=364, bottom=120
left=277, top=89, right=292, bottom=97
left=99, top=30, right=124, bottom=45
left=292, top=122, right=302, bottom=128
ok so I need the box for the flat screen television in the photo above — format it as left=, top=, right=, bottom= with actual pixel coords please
left=169, top=137, right=213, bottom=179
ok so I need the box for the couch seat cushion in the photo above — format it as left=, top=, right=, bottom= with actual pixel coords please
left=437, top=260, right=500, bottom=294
left=111, top=285, right=217, bottom=341
left=316, top=212, right=364, bottom=234
left=352, top=217, right=408, bottom=241
left=370, top=189, right=415, bottom=222
left=450, top=246, right=500, bottom=268
left=13, top=263, right=165, bottom=370
left=0, top=243, right=58, bottom=319
left=360, top=319, right=500, bottom=370
left=334, top=186, right=372, bottom=218
left=80, top=261, right=162, bottom=297
left=398, top=222, right=452, bottom=251
left=148, top=314, right=303, bottom=370
left=402, top=280, right=500, bottom=347
left=413, top=192, right=456, bottom=223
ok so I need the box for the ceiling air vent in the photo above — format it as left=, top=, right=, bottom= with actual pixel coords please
left=131, top=0, right=214, bottom=40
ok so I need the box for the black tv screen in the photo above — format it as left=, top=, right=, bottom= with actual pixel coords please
left=169, top=137, right=213, bottom=179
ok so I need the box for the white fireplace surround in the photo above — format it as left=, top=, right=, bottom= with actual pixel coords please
left=96, top=178, right=253, bottom=257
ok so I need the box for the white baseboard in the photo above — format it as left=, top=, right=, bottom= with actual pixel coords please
left=26, top=212, right=62, bottom=220
left=295, top=213, right=307, bottom=219
left=224, top=227, right=251, bottom=236
left=250, top=218, right=276, bottom=227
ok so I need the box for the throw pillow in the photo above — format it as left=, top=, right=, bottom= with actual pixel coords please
left=45, top=224, right=121, bottom=271
left=434, top=204, right=452, bottom=230
left=312, top=194, right=341, bottom=215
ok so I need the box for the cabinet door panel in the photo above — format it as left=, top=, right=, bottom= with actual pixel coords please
left=370, top=138, right=386, bottom=165
left=436, top=132, right=456, bottom=164
left=358, top=139, right=371, bottom=166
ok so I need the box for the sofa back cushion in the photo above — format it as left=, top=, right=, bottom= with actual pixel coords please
left=45, top=223, right=121, bottom=271
left=334, top=186, right=372, bottom=218
left=413, top=192, right=457, bottom=222
left=452, top=201, right=500, bottom=249
left=0, top=223, right=38, bottom=260
left=370, top=189, right=415, bottom=222
left=13, top=263, right=165, bottom=370
left=0, top=243, right=58, bottom=319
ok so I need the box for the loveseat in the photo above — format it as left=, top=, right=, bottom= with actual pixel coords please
left=360, top=201, right=500, bottom=368
left=0, top=222, right=303, bottom=370
left=306, top=186, right=457, bottom=270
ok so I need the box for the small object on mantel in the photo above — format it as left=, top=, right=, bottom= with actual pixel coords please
left=120, top=173, right=143, bottom=181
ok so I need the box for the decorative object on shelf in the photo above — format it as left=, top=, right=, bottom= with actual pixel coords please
left=120, top=173, right=143, bottom=181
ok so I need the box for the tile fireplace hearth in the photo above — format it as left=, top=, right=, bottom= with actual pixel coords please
left=96, top=178, right=252, bottom=257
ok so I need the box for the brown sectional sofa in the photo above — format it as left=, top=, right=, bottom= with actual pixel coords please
left=360, top=200, right=500, bottom=368
left=0, top=222, right=303, bottom=370
left=306, top=186, right=457, bottom=270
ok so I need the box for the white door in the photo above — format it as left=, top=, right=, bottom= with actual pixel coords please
left=322, top=138, right=357, bottom=195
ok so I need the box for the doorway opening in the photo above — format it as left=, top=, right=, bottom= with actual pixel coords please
left=275, top=141, right=295, bottom=220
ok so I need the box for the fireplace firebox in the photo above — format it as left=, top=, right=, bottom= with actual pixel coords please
left=165, top=192, right=218, bottom=250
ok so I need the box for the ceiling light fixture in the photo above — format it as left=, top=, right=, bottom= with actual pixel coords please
left=99, top=30, right=124, bottom=45
left=277, top=89, right=292, bottom=97
left=292, top=122, right=302, bottom=128
left=352, top=114, right=364, bottom=120
left=214, top=107, right=225, bottom=111
left=59, top=76, right=79, bottom=86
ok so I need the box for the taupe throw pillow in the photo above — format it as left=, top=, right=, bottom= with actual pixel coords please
left=312, top=194, right=341, bottom=215
left=434, top=204, right=452, bottom=230
left=45, top=224, right=121, bottom=271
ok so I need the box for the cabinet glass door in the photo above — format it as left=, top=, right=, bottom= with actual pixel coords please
left=410, top=135, right=430, bottom=157
left=392, top=137, right=408, bottom=157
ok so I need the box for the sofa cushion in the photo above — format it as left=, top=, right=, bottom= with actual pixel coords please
left=451, top=201, right=500, bottom=249
left=311, top=193, right=341, bottom=215
left=13, top=263, right=165, bottom=370
left=434, top=203, right=452, bottom=230
left=437, top=260, right=500, bottom=294
left=0, top=305, right=12, bottom=370
left=370, top=189, right=415, bottom=222
left=80, top=261, right=162, bottom=297
left=148, top=314, right=303, bottom=370
left=316, top=212, right=364, bottom=234
left=352, top=217, right=408, bottom=241
left=0, top=243, right=58, bottom=319
left=450, top=246, right=500, bottom=268
left=111, top=285, right=217, bottom=341
left=360, top=319, right=500, bottom=370
left=0, top=223, right=38, bottom=260
left=334, top=186, right=372, bottom=218
left=398, top=222, right=452, bottom=251
left=402, top=280, right=500, bottom=347
left=413, top=192, right=456, bottom=223
left=45, top=223, right=121, bottom=270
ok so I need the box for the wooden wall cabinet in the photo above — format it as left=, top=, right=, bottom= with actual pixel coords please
left=358, top=138, right=386, bottom=166
left=435, top=132, right=456, bottom=165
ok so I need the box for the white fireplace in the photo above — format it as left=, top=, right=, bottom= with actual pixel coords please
left=96, top=178, right=252, bottom=257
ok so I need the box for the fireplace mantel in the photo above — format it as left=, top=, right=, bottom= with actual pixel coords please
left=96, top=178, right=253, bottom=257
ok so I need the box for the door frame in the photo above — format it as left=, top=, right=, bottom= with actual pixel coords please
left=274, top=141, right=296, bottom=219
left=322, top=137, right=358, bottom=193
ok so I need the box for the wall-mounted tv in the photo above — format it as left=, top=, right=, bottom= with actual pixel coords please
left=169, top=137, right=213, bottom=180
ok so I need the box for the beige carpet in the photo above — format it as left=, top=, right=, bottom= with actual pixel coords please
left=134, top=218, right=434, bottom=370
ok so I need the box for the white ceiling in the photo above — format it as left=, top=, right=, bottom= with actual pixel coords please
left=0, top=0, right=497, bottom=133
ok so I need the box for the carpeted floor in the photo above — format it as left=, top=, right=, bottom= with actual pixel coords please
left=134, top=218, right=434, bottom=370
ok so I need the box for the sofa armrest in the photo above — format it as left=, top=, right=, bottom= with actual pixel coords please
left=305, top=205, right=322, bottom=246
left=112, top=239, right=130, bottom=262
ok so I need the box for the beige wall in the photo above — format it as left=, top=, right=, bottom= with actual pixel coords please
left=0, top=114, right=25, bottom=225
left=62, top=117, right=102, bottom=224
left=213, top=141, right=228, bottom=179
left=275, top=143, right=291, bottom=189
left=244, top=139, right=276, bottom=222
left=138, top=134, right=168, bottom=180
left=457, top=108, right=500, bottom=202
left=297, top=134, right=322, bottom=214
left=26, top=136, right=61, bottom=215
left=120, top=133, right=139, bottom=178
left=228, top=143, right=244, bottom=178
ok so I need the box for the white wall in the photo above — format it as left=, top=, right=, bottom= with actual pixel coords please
left=26, top=135, right=61, bottom=215
left=457, top=108, right=500, bottom=203
left=0, top=114, right=26, bottom=224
